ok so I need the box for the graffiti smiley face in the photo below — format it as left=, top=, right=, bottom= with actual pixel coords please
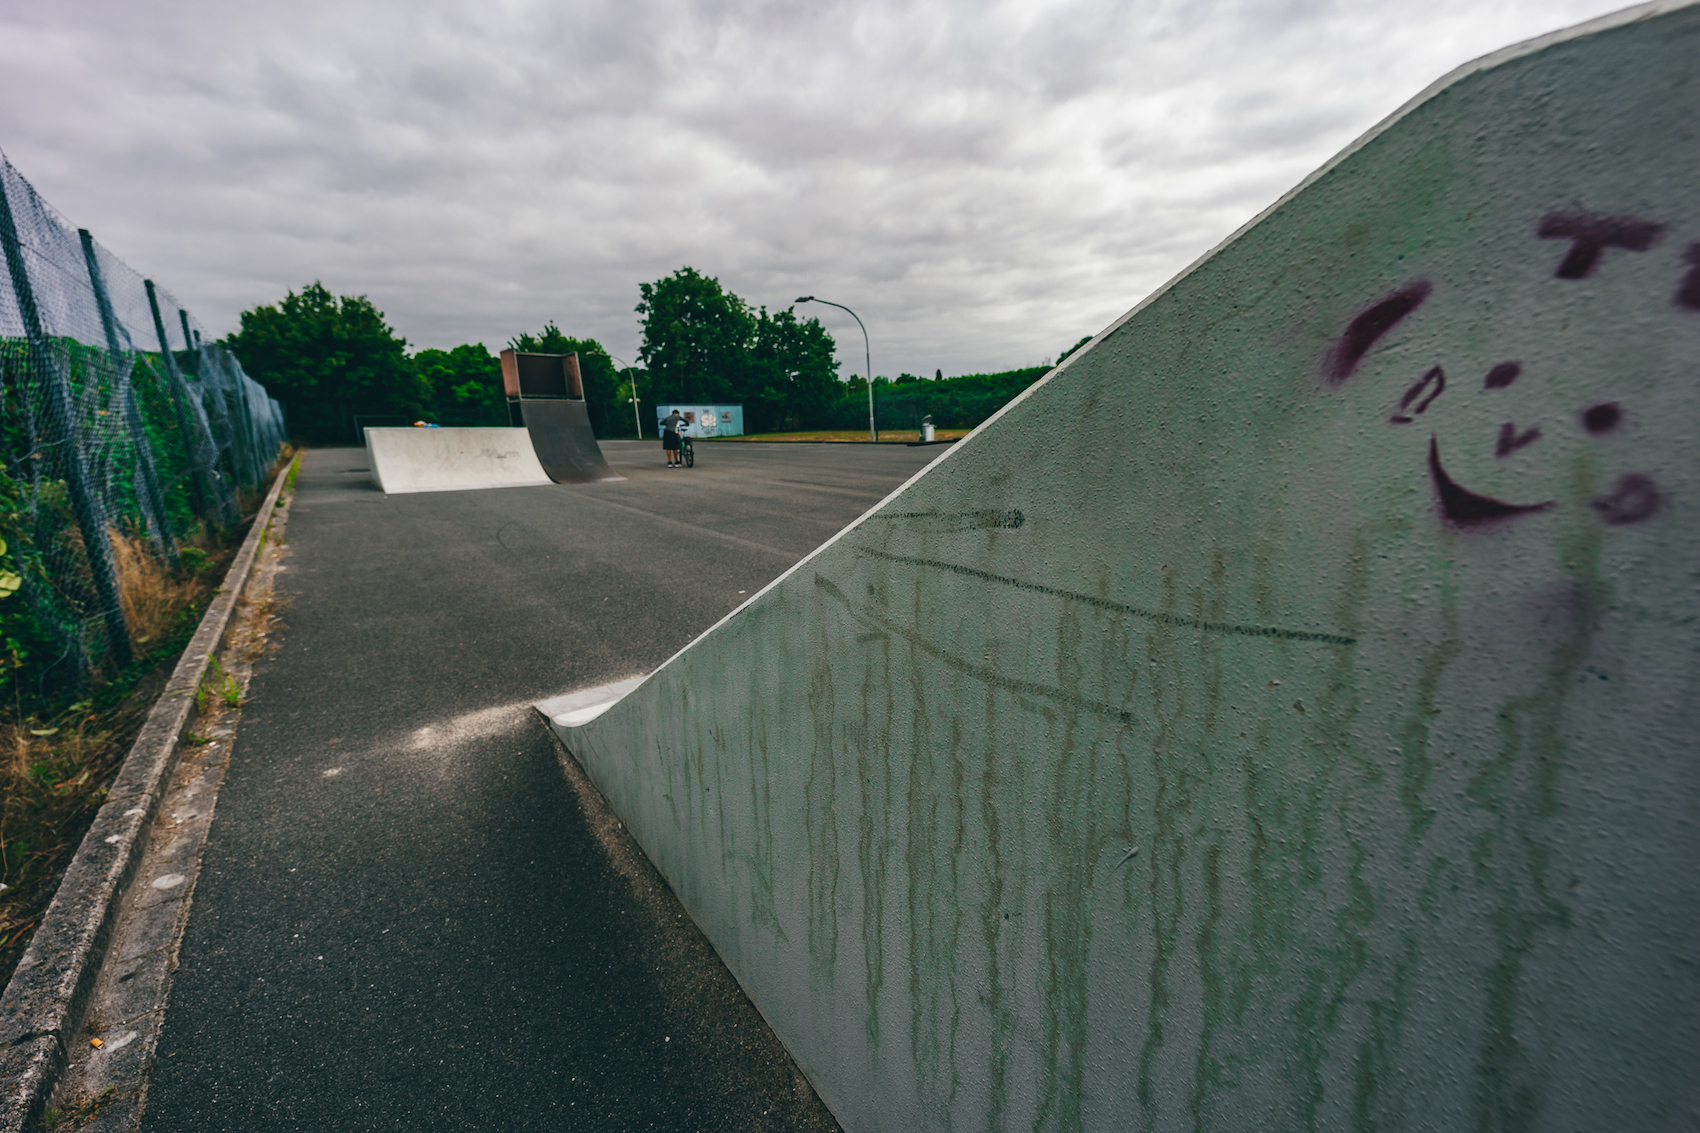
left=1326, top=210, right=1696, bottom=532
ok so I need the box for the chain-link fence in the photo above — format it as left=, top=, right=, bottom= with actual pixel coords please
left=0, top=152, right=285, bottom=698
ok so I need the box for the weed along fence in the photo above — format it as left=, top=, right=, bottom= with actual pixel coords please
left=0, top=153, right=285, bottom=698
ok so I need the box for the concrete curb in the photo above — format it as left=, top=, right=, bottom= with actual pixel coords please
left=0, top=455, right=298, bottom=1133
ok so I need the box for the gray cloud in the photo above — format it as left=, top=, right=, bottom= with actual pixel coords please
left=0, top=0, right=1625, bottom=378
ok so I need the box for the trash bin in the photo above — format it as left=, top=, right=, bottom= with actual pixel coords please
left=921, top=415, right=935, bottom=443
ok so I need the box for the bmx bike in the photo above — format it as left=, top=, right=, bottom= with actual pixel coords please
left=679, top=433, right=694, bottom=468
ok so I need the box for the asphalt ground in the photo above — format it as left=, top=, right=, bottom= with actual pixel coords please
left=140, top=440, right=945, bottom=1133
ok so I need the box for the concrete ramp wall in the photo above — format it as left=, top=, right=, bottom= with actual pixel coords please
left=365, top=427, right=550, bottom=494
left=553, top=5, right=1700, bottom=1129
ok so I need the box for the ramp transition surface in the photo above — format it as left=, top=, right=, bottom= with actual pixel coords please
left=520, top=399, right=624, bottom=484
left=364, top=426, right=549, bottom=494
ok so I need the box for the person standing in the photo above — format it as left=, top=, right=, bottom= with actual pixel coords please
left=661, top=408, right=685, bottom=467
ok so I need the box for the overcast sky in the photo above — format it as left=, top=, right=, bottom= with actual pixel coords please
left=0, top=0, right=1628, bottom=379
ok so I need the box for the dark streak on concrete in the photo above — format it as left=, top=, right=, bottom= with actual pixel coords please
left=852, top=547, right=1358, bottom=646
left=866, top=508, right=1025, bottom=530
left=814, top=574, right=1139, bottom=727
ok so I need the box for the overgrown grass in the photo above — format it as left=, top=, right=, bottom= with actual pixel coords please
left=44, top=1086, right=118, bottom=1129
left=111, top=523, right=216, bottom=654
left=197, top=656, right=242, bottom=713
left=0, top=533, right=233, bottom=984
left=0, top=447, right=295, bottom=988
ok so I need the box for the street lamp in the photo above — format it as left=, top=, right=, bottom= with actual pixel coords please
left=795, top=296, right=874, bottom=442
left=608, top=353, right=643, bottom=438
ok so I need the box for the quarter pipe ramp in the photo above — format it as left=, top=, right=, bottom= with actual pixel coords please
left=366, top=413, right=623, bottom=494
left=520, top=400, right=623, bottom=484
left=365, top=427, right=550, bottom=494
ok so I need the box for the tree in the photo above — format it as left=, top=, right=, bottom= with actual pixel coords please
left=508, top=322, right=621, bottom=435
left=225, top=282, right=425, bottom=443
left=823, top=365, right=1050, bottom=432
left=1057, top=334, right=1093, bottom=365
left=635, top=268, right=839, bottom=432
left=744, top=307, right=840, bottom=431
left=414, top=344, right=504, bottom=427
left=635, top=268, right=754, bottom=405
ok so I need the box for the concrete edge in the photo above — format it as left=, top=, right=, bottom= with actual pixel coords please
left=377, top=479, right=555, bottom=495
left=0, top=453, right=299, bottom=1133
left=536, top=680, right=846, bottom=1125
left=533, top=723, right=843, bottom=1132
left=534, top=677, right=649, bottom=729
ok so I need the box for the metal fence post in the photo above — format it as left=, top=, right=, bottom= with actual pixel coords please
left=176, top=309, right=247, bottom=492
left=145, top=279, right=219, bottom=521
left=181, top=308, right=220, bottom=471
left=176, top=309, right=197, bottom=377
left=209, top=348, right=257, bottom=486
left=79, top=228, right=177, bottom=565
left=212, top=343, right=256, bottom=487
left=0, top=180, right=133, bottom=667
left=230, top=354, right=264, bottom=484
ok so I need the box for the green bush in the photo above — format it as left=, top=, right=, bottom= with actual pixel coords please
left=821, top=366, right=1052, bottom=432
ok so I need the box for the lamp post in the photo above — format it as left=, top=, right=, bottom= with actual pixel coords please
left=609, top=353, right=643, bottom=438
left=795, top=296, right=874, bottom=442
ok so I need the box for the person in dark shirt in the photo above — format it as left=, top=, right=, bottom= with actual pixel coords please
left=661, top=409, right=685, bottom=467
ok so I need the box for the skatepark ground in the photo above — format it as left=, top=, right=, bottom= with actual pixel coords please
left=138, top=440, right=943, bottom=1132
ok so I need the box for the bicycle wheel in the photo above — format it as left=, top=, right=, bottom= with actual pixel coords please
left=684, top=440, right=694, bottom=467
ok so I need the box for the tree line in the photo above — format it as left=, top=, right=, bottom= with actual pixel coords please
left=221, top=283, right=624, bottom=443
left=225, top=272, right=1088, bottom=443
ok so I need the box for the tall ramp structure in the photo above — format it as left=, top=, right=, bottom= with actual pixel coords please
left=363, top=350, right=622, bottom=493
left=502, top=349, right=623, bottom=484
left=547, top=5, right=1699, bottom=1129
